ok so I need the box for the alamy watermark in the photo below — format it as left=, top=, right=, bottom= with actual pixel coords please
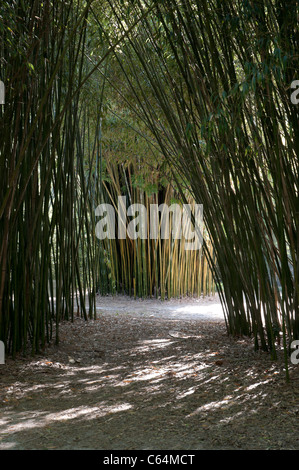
left=291, top=80, right=299, bottom=105
left=291, top=340, right=299, bottom=365
left=95, top=197, right=204, bottom=250
left=0, top=80, right=5, bottom=105
left=0, top=341, right=4, bottom=364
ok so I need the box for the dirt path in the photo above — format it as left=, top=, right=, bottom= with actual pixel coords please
left=0, top=295, right=298, bottom=450
left=91, top=294, right=225, bottom=322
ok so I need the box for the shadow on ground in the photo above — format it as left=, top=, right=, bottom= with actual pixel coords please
left=0, top=310, right=298, bottom=450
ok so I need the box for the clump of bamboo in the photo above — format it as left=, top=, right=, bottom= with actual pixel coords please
left=0, top=0, right=102, bottom=355
left=96, top=160, right=215, bottom=299
left=108, top=0, right=299, bottom=380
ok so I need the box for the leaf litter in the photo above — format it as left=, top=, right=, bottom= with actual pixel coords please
left=0, top=294, right=298, bottom=450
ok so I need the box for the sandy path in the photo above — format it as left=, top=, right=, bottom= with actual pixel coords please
left=0, top=294, right=298, bottom=450
left=93, top=294, right=225, bottom=322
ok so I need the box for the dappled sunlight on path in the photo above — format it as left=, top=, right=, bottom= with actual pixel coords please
left=0, top=296, right=298, bottom=450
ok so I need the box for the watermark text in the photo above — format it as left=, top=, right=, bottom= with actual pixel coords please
left=0, top=341, right=4, bottom=364
left=0, top=81, right=4, bottom=105
left=95, top=197, right=203, bottom=251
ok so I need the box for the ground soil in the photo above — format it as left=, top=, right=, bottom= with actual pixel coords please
left=0, top=294, right=298, bottom=450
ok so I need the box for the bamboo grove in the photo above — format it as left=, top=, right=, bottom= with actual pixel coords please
left=1, top=0, right=298, bottom=382
left=0, top=0, right=215, bottom=357
left=0, top=0, right=101, bottom=355
left=108, top=0, right=299, bottom=380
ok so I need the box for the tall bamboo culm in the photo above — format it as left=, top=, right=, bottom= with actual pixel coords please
left=0, top=0, right=101, bottom=355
